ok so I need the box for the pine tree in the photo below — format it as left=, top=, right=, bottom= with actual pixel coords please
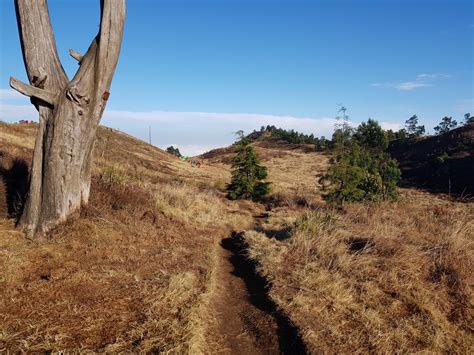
left=405, top=115, right=425, bottom=137
left=434, top=116, right=457, bottom=135
left=354, top=118, right=388, bottom=152
left=166, top=146, right=182, bottom=157
left=322, top=118, right=400, bottom=204
left=333, top=105, right=353, bottom=153
left=464, top=113, right=474, bottom=125
left=227, top=135, right=270, bottom=200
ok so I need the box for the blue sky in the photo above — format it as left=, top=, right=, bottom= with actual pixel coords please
left=1, top=0, right=473, bottom=155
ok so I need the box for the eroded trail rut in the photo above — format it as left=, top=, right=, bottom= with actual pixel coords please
left=209, top=212, right=307, bottom=354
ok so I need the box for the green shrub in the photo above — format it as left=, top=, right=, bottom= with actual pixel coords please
left=166, top=146, right=182, bottom=158
left=322, top=118, right=401, bottom=204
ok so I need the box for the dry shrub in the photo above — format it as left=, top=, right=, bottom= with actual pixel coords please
left=246, top=195, right=474, bottom=353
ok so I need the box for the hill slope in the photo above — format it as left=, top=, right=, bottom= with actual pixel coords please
left=389, top=123, right=474, bottom=196
left=0, top=122, right=255, bottom=352
left=1, top=122, right=472, bottom=353
left=0, top=122, right=330, bottom=353
left=201, top=135, right=329, bottom=202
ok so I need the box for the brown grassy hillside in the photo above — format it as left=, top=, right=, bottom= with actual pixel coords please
left=201, top=138, right=329, bottom=202
left=202, top=129, right=474, bottom=353
left=0, top=122, right=254, bottom=352
left=245, top=191, right=473, bottom=353
left=1, top=121, right=472, bottom=353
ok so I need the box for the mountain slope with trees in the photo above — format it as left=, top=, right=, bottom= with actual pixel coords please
left=389, top=123, right=474, bottom=196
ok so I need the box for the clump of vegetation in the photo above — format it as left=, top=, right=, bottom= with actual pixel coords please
left=247, top=125, right=330, bottom=150
left=100, top=164, right=130, bottom=187
left=322, top=116, right=401, bottom=203
left=227, top=132, right=270, bottom=200
left=405, top=114, right=426, bottom=137
left=434, top=116, right=458, bottom=135
left=387, top=113, right=472, bottom=142
left=464, top=112, right=474, bottom=125
left=166, top=145, right=182, bottom=158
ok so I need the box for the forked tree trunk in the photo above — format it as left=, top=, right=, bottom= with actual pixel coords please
left=10, top=0, right=126, bottom=238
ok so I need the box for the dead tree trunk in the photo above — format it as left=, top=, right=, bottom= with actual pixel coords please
left=10, top=0, right=126, bottom=238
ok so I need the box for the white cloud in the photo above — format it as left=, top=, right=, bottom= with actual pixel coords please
left=101, top=110, right=340, bottom=155
left=0, top=88, right=36, bottom=122
left=0, top=91, right=401, bottom=156
left=104, top=109, right=339, bottom=133
left=163, top=143, right=225, bottom=157
left=371, top=72, right=450, bottom=91
left=396, top=81, right=432, bottom=91
left=0, top=88, right=24, bottom=100
left=378, top=121, right=401, bottom=131
left=416, top=73, right=450, bottom=80
left=0, top=103, right=36, bottom=121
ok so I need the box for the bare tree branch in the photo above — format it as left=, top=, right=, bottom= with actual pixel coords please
left=10, top=77, right=56, bottom=106
left=68, top=49, right=84, bottom=64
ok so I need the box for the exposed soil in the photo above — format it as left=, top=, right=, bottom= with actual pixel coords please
left=210, top=236, right=279, bottom=354
left=209, top=209, right=308, bottom=355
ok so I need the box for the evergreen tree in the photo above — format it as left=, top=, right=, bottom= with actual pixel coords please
left=386, top=128, right=408, bottom=141
left=354, top=118, right=388, bottom=151
left=227, top=134, right=270, bottom=200
left=434, top=116, right=457, bottom=135
left=405, top=115, right=425, bottom=137
left=321, top=118, right=400, bottom=204
left=464, top=113, right=474, bottom=125
left=166, top=146, right=182, bottom=157
left=333, top=105, right=353, bottom=153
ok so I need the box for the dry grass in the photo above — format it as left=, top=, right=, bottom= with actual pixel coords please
left=201, top=141, right=330, bottom=205
left=0, top=123, right=253, bottom=352
left=245, top=191, right=474, bottom=353
left=3, top=121, right=472, bottom=352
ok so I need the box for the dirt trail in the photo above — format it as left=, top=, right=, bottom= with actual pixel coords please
left=208, top=210, right=307, bottom=354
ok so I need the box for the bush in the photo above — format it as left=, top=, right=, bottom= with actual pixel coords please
left=322, top=119, right=401, bottom=203
left=166, top=146, right=182, bottom=158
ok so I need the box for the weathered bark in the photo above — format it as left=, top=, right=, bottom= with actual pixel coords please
left=11, top=0, right=126, bottom=237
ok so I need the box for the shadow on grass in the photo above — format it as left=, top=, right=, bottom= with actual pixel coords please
left=0, top=157, right=29, bottom=219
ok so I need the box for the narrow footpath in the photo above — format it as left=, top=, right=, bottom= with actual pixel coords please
left=207, top=209, right=308, bottom=354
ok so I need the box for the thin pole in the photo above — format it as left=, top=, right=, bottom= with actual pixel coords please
left=149, top=126, right=151, bottom=145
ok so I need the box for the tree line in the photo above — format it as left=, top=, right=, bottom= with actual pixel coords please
left=247, top=125, right=330, bottom=150
left=227, top=110, right=473, bottom=203
left=386, top=113, right=473, bottom=141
